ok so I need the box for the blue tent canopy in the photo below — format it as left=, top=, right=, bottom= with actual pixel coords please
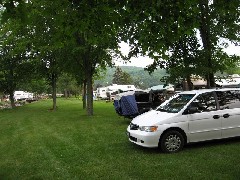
left=121, top=95, right=138, bottom=116
left=114, top=95, right=139, bottom=117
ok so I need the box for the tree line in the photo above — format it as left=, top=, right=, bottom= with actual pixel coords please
left=94, top=66, right=167, bottom=90
left=0, top=0, right=239, bottom=115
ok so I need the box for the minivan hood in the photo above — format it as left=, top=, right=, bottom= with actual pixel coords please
left=131, top=110, right=177, bottom=126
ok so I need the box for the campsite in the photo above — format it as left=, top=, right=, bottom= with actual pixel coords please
left=0, top=98, right=240, bottom=179
left=1, top=1, right=240, bottom=179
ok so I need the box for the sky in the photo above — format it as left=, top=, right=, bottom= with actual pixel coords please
left=114, top=42, right=153, bottom=68
left=114, top=42, right=240, bottom=68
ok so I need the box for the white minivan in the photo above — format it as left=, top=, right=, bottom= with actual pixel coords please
left=126, top=88, right=240, bottom=153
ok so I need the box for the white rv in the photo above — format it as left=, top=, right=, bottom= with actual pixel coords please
left=96, top=84, right=136, bottom=100
left=14, top=91, right=33, bottom=101
left=96, top=87, right=108, bottom=99
left=215, top=74, right=240, bottom=87
left=107, top=84, right=136, bottom=93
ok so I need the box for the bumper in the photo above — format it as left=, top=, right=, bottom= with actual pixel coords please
left=126, top=129, right=161, bottom=148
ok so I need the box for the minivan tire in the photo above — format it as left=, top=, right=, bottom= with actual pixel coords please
left=160, top=130, right=184, bottom=153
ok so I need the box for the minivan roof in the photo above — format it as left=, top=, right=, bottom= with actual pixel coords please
left=179, top=88, right=240, bottom=95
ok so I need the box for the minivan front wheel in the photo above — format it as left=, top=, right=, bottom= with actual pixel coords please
left=160, top=130, right=184, bottom=153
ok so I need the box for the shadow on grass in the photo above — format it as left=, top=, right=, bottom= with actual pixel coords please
left=127, top=143, right=161, bottom=154
left=185, top=136, right=240, bottom=150
left=125, top=137, right=240, bottom=154
left=115, top=117, right=132, bottom=125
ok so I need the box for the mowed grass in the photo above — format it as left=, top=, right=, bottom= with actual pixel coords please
left=0, top=98, right=240, bottom=180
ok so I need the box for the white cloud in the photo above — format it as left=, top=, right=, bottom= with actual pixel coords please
left=224, top=43, right=240, bottom=56
left=114, top=41, right=240, bottom=68
left=114, top=56, right=154, bottom=68
left=114, top=42, right=154, bottom=68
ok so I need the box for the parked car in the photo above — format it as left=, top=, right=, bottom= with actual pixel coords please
left=126, top=88, right=240, bottom=153
left=114, top=90, right=174, bottom=119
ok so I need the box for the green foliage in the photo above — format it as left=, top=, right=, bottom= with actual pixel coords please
left=94, top=66, right=166, bottom=89
left=0, top=18, right=35, bottom=94
left=57, top=73, right=82, bottom=97
left=1, top=0, right=239, bottom=112
left=120, top=1, right=240, bottom=87
left=17, top=78, right=50, bottom=95
left=1, top=0, right=127, bottom=114
left=0, top=0, right=27, bottom=22
left=112, top=66, right=133, bottom=85
left=164, top=33, right=201, bottom=84
left=224, top=58, right=240, bottom=74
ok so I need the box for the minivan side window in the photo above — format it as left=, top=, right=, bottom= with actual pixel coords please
left=188, top=92, right=217, bottom=114
left=216, top=90, right=240, bottom=109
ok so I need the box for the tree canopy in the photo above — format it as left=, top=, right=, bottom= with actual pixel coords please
left=0, top=0, right=239, bottom=114
left=0, top=15, right=35, bottom=107
left=120, top=0, right=240, bottom=88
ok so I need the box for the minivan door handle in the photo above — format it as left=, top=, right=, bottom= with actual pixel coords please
left=213, top=115, right=220, bottom=119
left=223, top=114, right=230, bottom=118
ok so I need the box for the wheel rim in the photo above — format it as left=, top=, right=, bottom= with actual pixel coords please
left=164, top=134, right=182, bottom=152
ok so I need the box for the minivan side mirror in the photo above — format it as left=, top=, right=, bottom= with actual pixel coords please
left=183, top=106, right=199, bottom=115
left=189, top=107, right=199, bottom=114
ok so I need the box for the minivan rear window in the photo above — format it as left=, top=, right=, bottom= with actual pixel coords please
left=157, top=94, right=195, bottom=113
left=216, top=90, right=240, bottom=109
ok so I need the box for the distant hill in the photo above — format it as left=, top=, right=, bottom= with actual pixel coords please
left=94, top=66, right=167, bottom=89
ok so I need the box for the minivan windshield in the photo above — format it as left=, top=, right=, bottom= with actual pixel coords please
left=157, top=94, right=195, bottom=113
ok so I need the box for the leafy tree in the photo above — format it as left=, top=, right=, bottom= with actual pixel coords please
left=112, top=66, right=133, bottom=85
left=57, top=73, right=81, bottom=98
left=0, top=0, right=27, bottom=22
left=18, top=78, right=50, bottom=95
left=200, top=0, right=240, bottom=86
left=225, top=66, right=240, bottom=75
left=12, top=0, right=126, bottom=115
left=164, top=33, right=201, bottom=90
left=0, top=18, right=34, bottom=107
left=122, top=71, right=133, bottom=85
left=120, top=0, right=240, bottom=88
left=10, top=0, right=126, bottom=115
left=112, top=66, right=124, bottom=84
left=57, top=1, right=125, bottom=115
left=26, top=0, right=70, bottom=110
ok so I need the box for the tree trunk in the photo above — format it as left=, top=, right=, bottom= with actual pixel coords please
left=83, top=47, right=94, bottom=115
left=9, top=91, right=15, bottom=108
left=8, top=68, right=16, bottom=108
left=208, top=73, right=215, bottom=88
left=82, top=80, right=86, bottom=109
left=186, top=75, right=193, bottom=90
left=64, top=89, right=68, bottom=98
left=51, top=73, right=57, bottom=111
left=85, top=53, right=93, bottom=115
left=199, top=0, right=215, bottom=88
left=86, top=74, right=93, bottom=116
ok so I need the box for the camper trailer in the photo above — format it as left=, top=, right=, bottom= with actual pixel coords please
left=14, top=91, right=33, bottom=101
left=215, top=74, right=240, bottom=88
left=96, top=87, right=108, bottom=99
left=97, top=84, right=136, bottom=100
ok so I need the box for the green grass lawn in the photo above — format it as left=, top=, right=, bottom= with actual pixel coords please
left=0, top=98, right=240, bottom=179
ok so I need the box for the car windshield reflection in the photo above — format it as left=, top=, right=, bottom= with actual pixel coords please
left=157, top=94, right=195, bottom=113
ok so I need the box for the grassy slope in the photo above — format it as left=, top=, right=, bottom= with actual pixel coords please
left=0, top=99, right=240, bottom=179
